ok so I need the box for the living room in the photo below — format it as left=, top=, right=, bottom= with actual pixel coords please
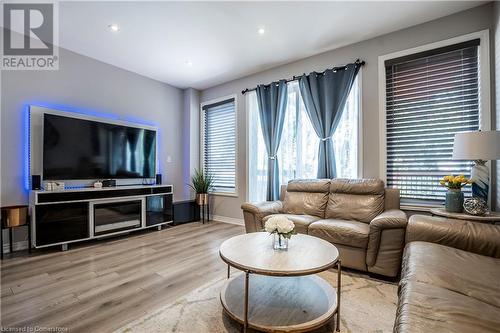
left=1, top=1, right=499, bottom=332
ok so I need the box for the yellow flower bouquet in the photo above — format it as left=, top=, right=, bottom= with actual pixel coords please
left=439, top=175, right=472, bottom=190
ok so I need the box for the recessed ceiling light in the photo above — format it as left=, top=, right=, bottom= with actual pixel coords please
left=186, top=60, right=193, bottom=67
left=257, top=27, right=265, bottom=35
left=108, top=24, right=120, bottom=32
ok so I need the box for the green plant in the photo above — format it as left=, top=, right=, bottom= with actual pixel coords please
left=188, top=169, right=214, bottom=193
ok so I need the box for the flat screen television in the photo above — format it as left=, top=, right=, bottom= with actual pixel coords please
left=42, top=113, right=156, bottom=180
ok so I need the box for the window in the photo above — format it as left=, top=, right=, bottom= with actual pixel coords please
left=202, top=98, right=236, bottom=194
left=384, top=39, right=481, bottom=205
left=248, top=78, right=360, bottom=202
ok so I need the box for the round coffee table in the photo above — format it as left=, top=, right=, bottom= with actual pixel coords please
left=219, top=232, right=341, bottom=333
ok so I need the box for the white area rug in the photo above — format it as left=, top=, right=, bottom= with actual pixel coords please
left=117, top=270, right=398, bottom=333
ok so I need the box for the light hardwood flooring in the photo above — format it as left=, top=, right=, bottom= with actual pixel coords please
left=0, top=221, right=244, bottom=332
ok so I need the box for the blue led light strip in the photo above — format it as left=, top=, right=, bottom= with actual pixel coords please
left=24, top=102, right=160, bottom=191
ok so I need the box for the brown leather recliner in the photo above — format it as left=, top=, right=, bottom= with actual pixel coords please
left=241, top=178, right=407, bottom=277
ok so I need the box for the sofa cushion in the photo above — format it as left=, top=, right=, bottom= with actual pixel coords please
left=262, top=214, right=320, bottom=234
left=282, top=179, right=330, bottom=218
left=402, top=241, right=500, bottom=309
left=330, top=178, right=385, bottom=195
left=395, top=241, right=500, bottom=332
left=308, top=219, right=370, bottom=248
left=286, top=179, right=331, bottom=192
left=326, top=179, right=384, bottom=223
left=407, top=215, right=500, bottom=258
left=395, top=280, right=500, bottom=333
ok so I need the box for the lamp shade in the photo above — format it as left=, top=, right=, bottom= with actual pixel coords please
left=452, top=131, right=500, bottom=161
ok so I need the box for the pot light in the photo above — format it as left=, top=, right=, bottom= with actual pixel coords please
left=186, top=60, right=193, bottom=67
left=257, top=27, right=265, bottom=35
left=108, top=24, right=120, bottom=32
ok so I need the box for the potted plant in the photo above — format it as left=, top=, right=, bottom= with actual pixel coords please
left=264, top=216, right=296, bottom=250
left=188, top=169, right=214, bottom=206
left=439, top=175, right=472, bottom=213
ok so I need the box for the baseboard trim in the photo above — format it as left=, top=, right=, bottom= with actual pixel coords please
left=2, top=240, right=29, bottom=253
left=212, top=215, right=244, bottom=226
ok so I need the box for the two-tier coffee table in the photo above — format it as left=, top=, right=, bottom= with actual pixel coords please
left=219, top=232, right=341, bottom=332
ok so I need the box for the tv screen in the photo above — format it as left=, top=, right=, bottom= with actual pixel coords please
left=43, top=114, right=156, bottom=180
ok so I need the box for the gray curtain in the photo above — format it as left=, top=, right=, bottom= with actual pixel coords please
left=256, top=80, right=288, bottom=201
left=299, top=63, right=360, bottom=178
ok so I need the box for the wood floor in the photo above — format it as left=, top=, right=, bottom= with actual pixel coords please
left=0, top=221, right=244, bottom=332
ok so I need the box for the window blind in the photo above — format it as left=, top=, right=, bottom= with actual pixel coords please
left=203, top=98, right=236, bottom=193
left=385, top=39, right=480, bottom=204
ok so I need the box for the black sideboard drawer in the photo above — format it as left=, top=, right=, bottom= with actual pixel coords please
left=37, top=186, right=173, bottom=203
left=35, top=202, right=89, bottom=246
left=152, top=186, right=173, bottom=194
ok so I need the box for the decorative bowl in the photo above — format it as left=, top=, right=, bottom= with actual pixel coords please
left=463, top=197, right=488, bottom=216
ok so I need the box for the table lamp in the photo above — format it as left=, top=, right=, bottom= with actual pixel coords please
left=452, top=130, right=500, bottom=203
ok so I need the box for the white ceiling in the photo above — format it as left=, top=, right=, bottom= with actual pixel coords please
left=53, top=1, right=485, bottom=89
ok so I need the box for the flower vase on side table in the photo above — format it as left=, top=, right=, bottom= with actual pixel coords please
left=439, top=175, right=471, bottom=214
left=445, top=189, right=464, bottom=213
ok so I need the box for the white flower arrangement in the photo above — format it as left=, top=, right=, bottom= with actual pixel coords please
left=264, top=215, right=296, bottom=239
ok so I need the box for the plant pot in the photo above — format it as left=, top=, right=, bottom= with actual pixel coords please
left=445, top=189, right=464, bottom=213
left=273, top=233, right=289, bottom=250
left=196, top=193, right=208, bottom=205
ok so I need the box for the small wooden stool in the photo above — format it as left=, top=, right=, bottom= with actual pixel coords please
left=1, top=205, right=31, bottom=259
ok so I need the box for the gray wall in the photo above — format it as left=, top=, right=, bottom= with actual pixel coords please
left=200, top=3, right=496, bottom=220
left=1, top=43, right=187, bottom=247
left=495, top=1, right=500, bottom=212
left=182, top=88, right=200, bottom=200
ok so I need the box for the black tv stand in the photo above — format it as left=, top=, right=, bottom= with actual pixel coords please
left=29, top=184, right=173, bottom=250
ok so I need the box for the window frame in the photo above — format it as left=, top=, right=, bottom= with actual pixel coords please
left=200, top=94, right=238, bottom=197
left=378, top=29, right=491, bottom=211
left=245, top=73, right=364, bottom=201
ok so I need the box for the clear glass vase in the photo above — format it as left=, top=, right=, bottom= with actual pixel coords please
left=273, top=233, right=289, bottom=250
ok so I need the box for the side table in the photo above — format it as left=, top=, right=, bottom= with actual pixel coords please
left=1, top=205, right=31, bottom=259
left=430, top=207, right=500, bottom=224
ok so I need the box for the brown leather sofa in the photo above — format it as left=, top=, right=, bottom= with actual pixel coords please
left=394, top=215, right=500, bottom=332
left=241, top=179, right=407, bottom=277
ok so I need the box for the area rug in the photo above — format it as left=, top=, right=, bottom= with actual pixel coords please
left=117, top=270, right=398, bottom=333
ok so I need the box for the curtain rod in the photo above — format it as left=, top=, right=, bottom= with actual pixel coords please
left=241, top=59, right=365, bottom=95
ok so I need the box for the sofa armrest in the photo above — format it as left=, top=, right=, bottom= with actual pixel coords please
left=241, top=201, right=283, bottom=233
left=406, top=215, right=500, bottom=258
left=384, top=188, right=401, bottom=211
left=366, top=209, right=408, bottom=276
left=371, top=209, right=407, bottom=230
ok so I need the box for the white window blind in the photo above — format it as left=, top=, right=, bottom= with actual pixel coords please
left=203, top=98, right=236, bottom=194
left=385, top=39, right=480, bottom=204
